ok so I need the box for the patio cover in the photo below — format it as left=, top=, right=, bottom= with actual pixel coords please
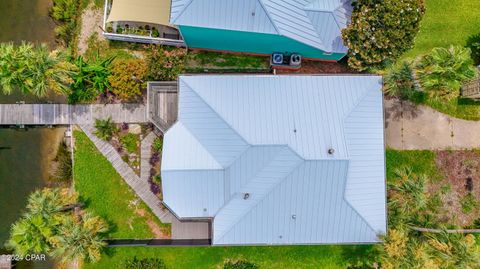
left=107, top=0, right=171, bottom=26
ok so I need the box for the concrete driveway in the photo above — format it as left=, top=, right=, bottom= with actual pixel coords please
left=385, top=99, right=480, bottom=150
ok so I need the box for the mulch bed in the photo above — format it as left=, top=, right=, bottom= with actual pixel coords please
left=275, top=59, right=355, bottom=74
left=434, top=150, right=480, bottom=227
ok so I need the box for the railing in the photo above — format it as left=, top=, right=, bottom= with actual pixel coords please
left=103, top=32, right=186, bottom=46
left=106, top=239, right=211, bottom=247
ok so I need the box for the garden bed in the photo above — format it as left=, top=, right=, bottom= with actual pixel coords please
left=387, top=149, right=480, bottom=229
left=435, top=150, right=480, bottom=227
left=108, top=123, right=143, bottom=174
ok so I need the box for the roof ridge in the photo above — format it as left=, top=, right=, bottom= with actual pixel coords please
left=170, top=0, right=195, bottom=24
left=179, top=77, right=250, bottom=167
left=213, top=145, right=305, bottom=243
left=257, top=0, right=280, bottom=34
left=162, top=122, right=223, bottom=171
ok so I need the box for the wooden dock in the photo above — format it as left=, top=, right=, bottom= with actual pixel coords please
left=0, top=103, right=147, bottom=125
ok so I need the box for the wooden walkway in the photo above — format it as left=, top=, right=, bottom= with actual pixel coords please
left=0, top=103, right=147, bottom=125
left=79, top=124, right=173, bottom=224
left=147, top=82, right=178, bottom=132
left=79, top=125, right=210, bottom=240
left=140, top=132, right=157, bottom=183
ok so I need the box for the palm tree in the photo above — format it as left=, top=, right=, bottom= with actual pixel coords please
left=416, top=45, right=478, bottom=100
left=26, top=188, right=80, bottom=218
left=426, top=231, right=480, bottom=268
left=51, top=212, right=108, bottom=263
left=388, top=168, right=430, bottom=227
left=6, top=214, right=57, bottom=256
left=94, top=117, right=118, bottom=141
left=0, top=42, right=75, bottom=97
left=384, top=60, right=416, bottom=99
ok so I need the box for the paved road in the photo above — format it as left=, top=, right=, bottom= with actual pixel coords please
left=385, top=99, right=480, bottom=150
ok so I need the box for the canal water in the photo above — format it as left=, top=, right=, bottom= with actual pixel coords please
left=0, top=0, right=64, bottom=268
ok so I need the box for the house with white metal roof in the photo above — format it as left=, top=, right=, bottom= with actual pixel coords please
left=161, top=75, right=387, bottom=245
left=170, top=0, right=353, bottom=61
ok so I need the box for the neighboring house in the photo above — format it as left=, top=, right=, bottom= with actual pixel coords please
left=170, top=0, right=353, bottom=61
left=161, top=75, right=386, bottom=245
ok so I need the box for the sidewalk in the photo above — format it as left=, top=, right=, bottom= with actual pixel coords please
left=385, top=99, right=480, bottom=150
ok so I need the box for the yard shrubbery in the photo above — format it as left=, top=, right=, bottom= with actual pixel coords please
left=466, top=33, right=480, bottom=65
left=108, top=59, right=147, bottom=101
left=94, top=117, right=118, bottom=141
left=378, top=150, right=480, bottom=269
left=51, top=0, right=81, bottom=50
left=384, top=45, right=479, bottom=119
left=146, top=46, right=187, bottom=81
left=68, top=56, right=114, bottom=103
left=342, top=0, right=425, bottom=71
left=124, top=257, right=167, bottom=269
left=415, top=46, right=477, bottom=100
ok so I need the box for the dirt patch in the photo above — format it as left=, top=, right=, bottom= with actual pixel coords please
left=433, top=150, right=480, bottom=227
left=77, top=4, right=105, bottom=55
left=135, top=208, right=170, bottom=239
left=275, top=60, right=354, bottom=74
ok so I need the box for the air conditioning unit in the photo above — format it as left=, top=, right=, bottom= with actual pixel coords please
left=290, top=54, right=302, bottom=66
left=271, top=52, right=284, bottom=65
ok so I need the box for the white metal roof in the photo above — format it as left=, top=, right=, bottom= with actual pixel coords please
left=161, top=75, right=386, bottom=245
left=170, top=0, right=353, bottom=53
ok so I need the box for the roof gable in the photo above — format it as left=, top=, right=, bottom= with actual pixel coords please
left=171, top=0, right=353, bottom=53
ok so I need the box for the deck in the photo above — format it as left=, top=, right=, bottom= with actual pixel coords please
left=147, top=81, right=178, bottom=132
left=0, top=103, right=147, bottom=125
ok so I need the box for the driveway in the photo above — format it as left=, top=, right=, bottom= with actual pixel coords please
left=385, top=99, right=480, bottom=150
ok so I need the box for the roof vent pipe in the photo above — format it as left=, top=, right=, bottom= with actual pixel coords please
left=328, top=148, right=335, bottom=155
left=243, top=193, right=250, bottom=200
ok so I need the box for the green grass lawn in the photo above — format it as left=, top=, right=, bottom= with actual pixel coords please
left=79, top=149, right=438, bottom=269
left=385, top=149, right=440, bottom=181
left=404, top=0, right=480, bottom=58
left=406, top=92, right=480, bottom=121
left=85, top=245, right=374, bottom=269
left=73, top=130, right=169, bottom=239
left=400, top=0, right=480, bottom=121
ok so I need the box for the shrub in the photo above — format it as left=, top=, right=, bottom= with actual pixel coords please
left=415, top=46, right=478, bottom=100
left=94, top=117, right=118, bottom=141
left=342, top=0, right=425, bottom=71
left=50, top=0, right=79, bottom=47
left=384, top=61, right=416, bottom=99
left=123, top=257, right=167, bottom=269
left=69, top=56, right=114, bottom=103
left=108, top=59, right=147, bottom=100
left=223, top=260, right=258, bottom=269
left=120, top=133, right=139, bottom=154
left=51, top=141, right=72, bottom=181
left=152, top=137, right=163, bottom=152
left=146, top=46, right=187, bottom=81
left=466, top=33, right=480, bottom=65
